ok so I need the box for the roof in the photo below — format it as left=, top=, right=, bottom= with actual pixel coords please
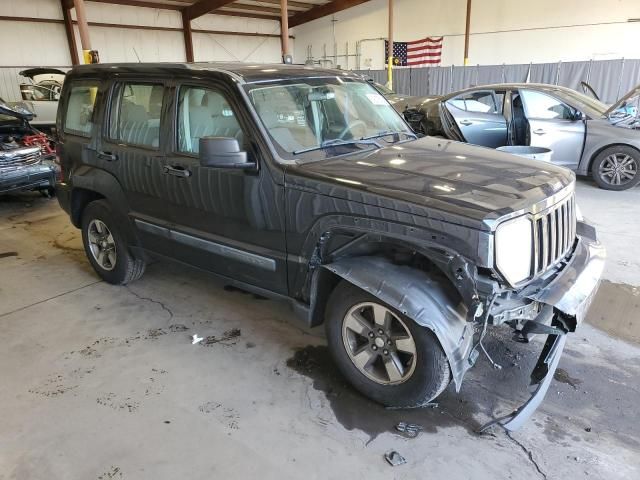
left=67, top=62, right=362, bottom=84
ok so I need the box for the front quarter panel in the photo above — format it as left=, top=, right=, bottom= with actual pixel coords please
left=579, top=119, right=640, bottom=175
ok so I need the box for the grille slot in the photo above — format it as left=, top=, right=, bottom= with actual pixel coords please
left=532, top=194, right=576, bottom=277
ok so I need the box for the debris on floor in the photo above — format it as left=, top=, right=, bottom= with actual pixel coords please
left=395, top=421, right=424, bottom=438
left=384, top=450, right=406, bottom=467
left=192, top=334, right=204, bottom=345
left=202, top=328, right=241, bottom=346
left=169, top=324, right=189, bottom=332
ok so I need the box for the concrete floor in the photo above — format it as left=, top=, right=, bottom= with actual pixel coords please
left=1, top=180, right=639, bottom=480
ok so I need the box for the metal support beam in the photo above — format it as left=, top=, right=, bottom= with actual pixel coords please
left=280, top=0, right=290, bottom=60
left=184, top=0, right=236, bottom=21
left=387, top=0, right=393, bottom=88
left=182, top=11, right=194, bottom=62
left=463, top=0, right=471, bottom=65
left=61, top=0, right=79, bottom=65
left=73, top=0, right=93, bottom=63
left=289, top=0, right=371, bottom=28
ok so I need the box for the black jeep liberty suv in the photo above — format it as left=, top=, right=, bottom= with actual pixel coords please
left=56, top=63, right=605, bottom=430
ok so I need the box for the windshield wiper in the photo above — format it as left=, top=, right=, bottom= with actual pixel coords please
left=361, top=130, right=418, bottom=142
left=293, top=138, right=381, bottom=155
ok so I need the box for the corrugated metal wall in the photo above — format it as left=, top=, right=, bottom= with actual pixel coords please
left=0, top=68, right=29, bottom=102
left=357, top=58, right=640, bottom=104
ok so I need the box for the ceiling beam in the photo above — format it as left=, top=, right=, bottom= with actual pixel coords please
left=289, top=0, right=371, bottom=28
left=184, top=0, right=236, bottom=20
left=236, top=0, right=311, bottom=10
left=226, top=3, right=282, bottom=14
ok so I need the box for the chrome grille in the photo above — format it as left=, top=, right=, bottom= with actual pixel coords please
left=0, top=146, right=42, bottom=169
left=532, top=193, right=576, bottom=276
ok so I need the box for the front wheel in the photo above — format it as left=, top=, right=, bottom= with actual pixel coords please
left=325, top=281, right=451, bottom=408
left=591, top=146, right=640, bottom=190
left=81, top=200, right=146, bottom=285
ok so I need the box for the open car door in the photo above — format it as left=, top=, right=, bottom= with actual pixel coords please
left=518, top=88, right=585, bottom=169
left=444, top=90, right=508, bottom=148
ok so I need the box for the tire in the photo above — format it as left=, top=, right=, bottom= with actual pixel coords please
left=81, top=200, right=146, bottom=285
left=591, top=145, right=640, bottom=191
left=325, top=280, right=451, bottom=408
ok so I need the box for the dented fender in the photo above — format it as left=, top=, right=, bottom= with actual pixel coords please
left=323, top=256, right=475, bottom=389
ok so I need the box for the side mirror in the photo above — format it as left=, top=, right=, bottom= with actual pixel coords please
left=199, top=137, right=255, bottom=169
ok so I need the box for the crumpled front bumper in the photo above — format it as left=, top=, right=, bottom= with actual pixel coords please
left=0, top=162, right=56, bottom=195
left=482, top=220, right=605, bottom=431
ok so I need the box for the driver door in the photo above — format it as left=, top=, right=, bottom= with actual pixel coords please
left=519, top=89, right=585, bottom=169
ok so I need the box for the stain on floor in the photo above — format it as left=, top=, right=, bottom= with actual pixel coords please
left=587, top=280, right=640, bottom=344
left=286, top=345, right=481, bottom=442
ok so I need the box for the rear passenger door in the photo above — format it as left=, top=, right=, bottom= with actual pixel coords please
left=162, top=83, right=288, bottom=294
left=98, top=81, right=175, bottom=251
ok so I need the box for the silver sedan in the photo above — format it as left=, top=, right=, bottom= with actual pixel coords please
left=403, top=83, right=640, bottom=190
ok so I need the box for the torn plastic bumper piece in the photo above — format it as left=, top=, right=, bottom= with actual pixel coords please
left=481, top=222, right=605, bottom=432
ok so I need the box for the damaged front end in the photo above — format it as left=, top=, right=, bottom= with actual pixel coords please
left=478, top=220, right=605, bottom=431
left=324, top=201, right=604, bottom=431
left=0, top=100, right=56, bottom=195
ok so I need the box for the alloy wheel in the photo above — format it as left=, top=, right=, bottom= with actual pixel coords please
left=341, top=302, right=417, bottom=385
left=598, top=153, right=638, bottom=186
left=87, top=219, right=117, bottom=271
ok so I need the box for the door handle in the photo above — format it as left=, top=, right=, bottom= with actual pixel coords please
left=97, top=151, right=118, bottom=161
left=460, top=120, right=473, bottom=126
left=163, top=164, right=192, bottom=178
left=533, top=129, right=546, bottom=135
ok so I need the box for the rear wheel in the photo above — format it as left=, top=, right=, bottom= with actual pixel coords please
left=592, top=146, right=640, bottom=190
left=81, top=200, right=145, bottom=284
left=325, top=281, right=451, bottom=408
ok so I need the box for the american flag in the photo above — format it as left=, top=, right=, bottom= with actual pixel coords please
left=384, top=37, right=444, bottom=67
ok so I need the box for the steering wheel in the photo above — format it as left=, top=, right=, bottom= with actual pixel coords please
left=338, top=120, right=367, bottom=139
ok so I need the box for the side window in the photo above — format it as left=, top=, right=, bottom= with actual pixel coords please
left=177, top=86, right=244, bottom=154
left=520, top=89, right=574, bottom=120
left=447, top=91, right=499, bottom=114
left=64, top=83, right=99, bottom=137
left=110, top=83, right=163, bottom=148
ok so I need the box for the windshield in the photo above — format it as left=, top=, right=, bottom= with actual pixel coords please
left=370, top=81, right=394, bottom=95
left=245, top=78, right=412, bottom=161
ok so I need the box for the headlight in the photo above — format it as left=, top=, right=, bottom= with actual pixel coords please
left=495, top=215, right=533, bottom=285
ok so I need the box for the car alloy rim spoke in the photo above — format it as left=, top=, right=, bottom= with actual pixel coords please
left=345, top=311, right=372, bottom=336
left=372, top=304, right=388, bottom=327
left=394, top=336, right=416, bottom=355
left=342, top=301, right=416, bottom=385
left=352, top=346, right=376, bottom=371
left=384, top=353, right=404, bottom=382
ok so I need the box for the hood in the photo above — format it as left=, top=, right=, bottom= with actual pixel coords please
left=0, top=100, right=33, bottom=121
left=290, top=137, right=574, bottom=229
left=19, top=68, right=66, bottom=80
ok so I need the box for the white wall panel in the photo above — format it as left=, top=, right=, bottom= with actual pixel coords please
left=0, top=0, right=285, bottom=66
left=293, top=0, right=640, bottom=68
left=0, top=20, right=70, bottom=66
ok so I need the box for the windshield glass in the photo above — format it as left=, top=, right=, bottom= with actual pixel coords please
left=245, top=78, right=412, bottom=161
left=370, top=81, right=394, bottom=95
